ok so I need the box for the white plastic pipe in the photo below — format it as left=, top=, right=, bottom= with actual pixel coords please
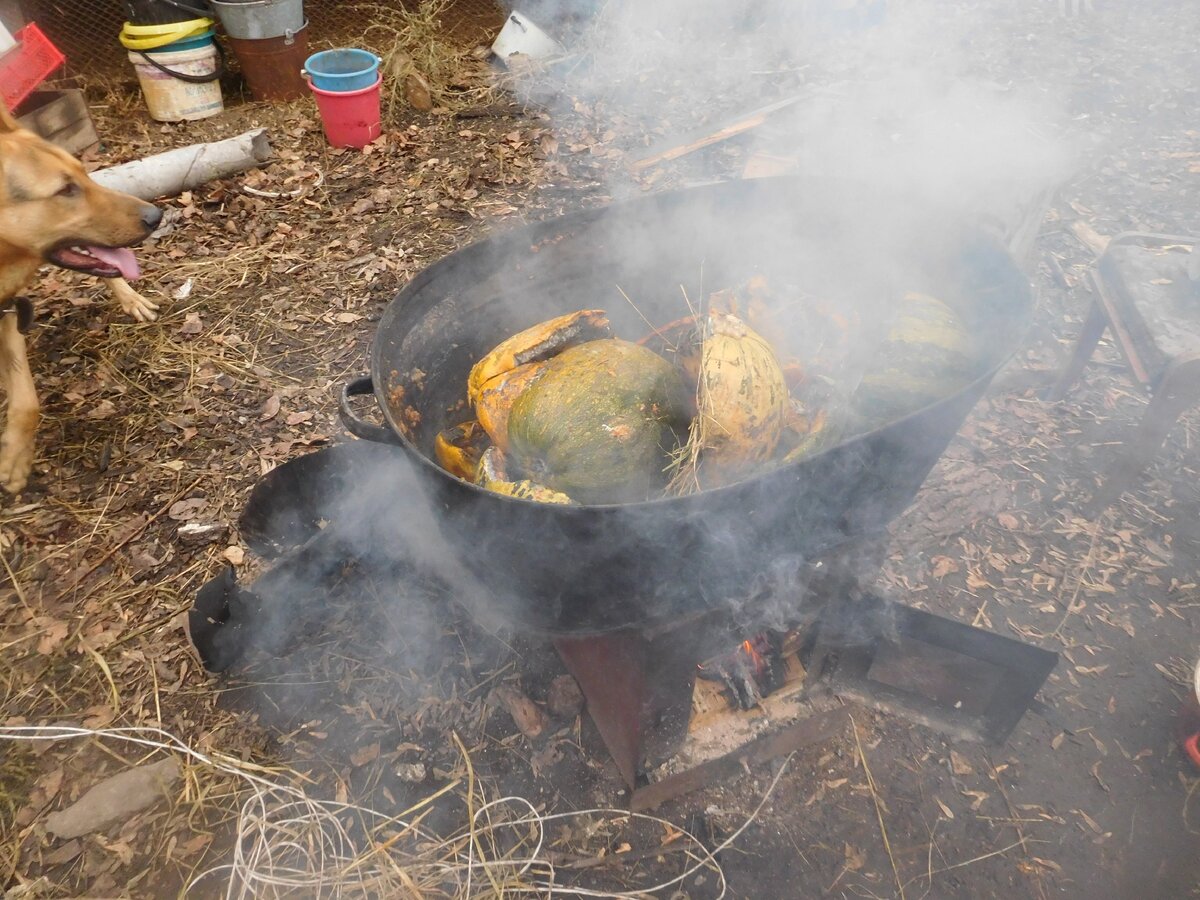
left=90, top=128, right=274, bottom=200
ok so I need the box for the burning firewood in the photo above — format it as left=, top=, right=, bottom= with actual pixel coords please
left=698, top=633, right=786, bottom=710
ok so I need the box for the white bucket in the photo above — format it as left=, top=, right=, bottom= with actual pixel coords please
left=127, top=44, right=223, bottom=122
left=491, top=11, right=563, bottom=62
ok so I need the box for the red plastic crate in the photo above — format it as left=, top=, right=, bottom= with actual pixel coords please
left=0, top=24, right=66, bottom=113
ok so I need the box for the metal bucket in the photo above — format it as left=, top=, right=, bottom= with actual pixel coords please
left=228, top=21, right=307, bottom=101
left=209, top=0, right=302, bottom=40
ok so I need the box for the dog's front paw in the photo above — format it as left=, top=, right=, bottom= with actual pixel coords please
left=106, top=278, right=161, bottom=322
left=122, top=289, right=160, bottom=322
left=0, top=436, right=34, bottom=493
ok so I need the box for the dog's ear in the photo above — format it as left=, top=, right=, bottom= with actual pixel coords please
left=0, top=101, right=19, bottom=133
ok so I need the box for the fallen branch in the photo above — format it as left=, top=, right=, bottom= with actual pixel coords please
left=91, top=129, right=274, bottom=200
left=628, top=94, right=805, bottom=172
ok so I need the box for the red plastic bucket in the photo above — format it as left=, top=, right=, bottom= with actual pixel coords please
left=308, top=74, right=381, bottom=149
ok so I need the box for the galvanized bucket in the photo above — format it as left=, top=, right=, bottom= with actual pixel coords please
left=209, top=0, right=302, bottom=40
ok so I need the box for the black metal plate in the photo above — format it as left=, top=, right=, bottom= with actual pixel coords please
left=807, top=595, right=1057, bottom=744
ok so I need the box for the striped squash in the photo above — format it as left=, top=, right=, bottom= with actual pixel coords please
left=853, top=292, right=977, bottom=427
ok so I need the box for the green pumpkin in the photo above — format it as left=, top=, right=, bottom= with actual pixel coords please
left=506, top=339, right=691, bottom=504
left=853, top=292, right=977, bottom=427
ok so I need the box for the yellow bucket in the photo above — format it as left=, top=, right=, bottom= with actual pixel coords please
left=119, top=17, right=213, bottom=51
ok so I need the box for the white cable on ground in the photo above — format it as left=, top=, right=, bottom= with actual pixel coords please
left=0, top=725, right=792, bottom=899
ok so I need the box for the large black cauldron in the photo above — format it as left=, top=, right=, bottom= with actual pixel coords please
left=339, top=177, right=1032, bottom=635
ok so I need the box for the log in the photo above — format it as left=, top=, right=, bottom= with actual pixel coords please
left=90, top=129, right=274, bottom=201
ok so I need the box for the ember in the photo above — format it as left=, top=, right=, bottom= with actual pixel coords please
left=697, top=633, right=786, bottom=710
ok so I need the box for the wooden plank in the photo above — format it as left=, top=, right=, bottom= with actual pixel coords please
left=741, top=150, right=799, bottom=180
left=1071, top=220, right=1110, bottom=257
left=631, top=706, right=850, bottom=811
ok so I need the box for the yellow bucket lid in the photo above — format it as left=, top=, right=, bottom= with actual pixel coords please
left=120, top=18, right=213, bottom=50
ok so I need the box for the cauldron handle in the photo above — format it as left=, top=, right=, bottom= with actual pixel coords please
left=338, top=375, right=402, bottom=445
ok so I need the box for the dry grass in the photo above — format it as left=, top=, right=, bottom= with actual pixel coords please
left=351, top=0, right=498, bottom=117
left=0, top=120, right=374, bottom=899
left=852, top=716, right=905, bottom=900
left=0, top=745, right=37, bottom=831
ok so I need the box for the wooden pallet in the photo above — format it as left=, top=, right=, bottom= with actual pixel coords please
left=17, top=89, right=99, bottom=156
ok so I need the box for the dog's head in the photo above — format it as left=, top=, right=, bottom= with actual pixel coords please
left=0, top=102, right=161, bottom=279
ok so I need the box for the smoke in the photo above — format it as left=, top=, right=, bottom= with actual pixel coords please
left=516, top=0, right=1072, bottom=228
left=200, top=0, right=1079, bottom=782
left=196, top=442, right=504, bottom=709
left=498, top=1, right=1070, bottom=537
left=219, top=0, right=1079, bottom=658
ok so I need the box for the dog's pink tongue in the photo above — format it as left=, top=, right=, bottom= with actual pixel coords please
left=87, top=246, right=141, bottom=280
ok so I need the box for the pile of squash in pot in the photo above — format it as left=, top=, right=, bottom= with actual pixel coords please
left=434, top=277, right=979, bottom=505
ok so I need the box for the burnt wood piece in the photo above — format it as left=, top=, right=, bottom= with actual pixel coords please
left=631, top=707, right=852, bottom=812
left=806, top=595, right=1057, bottom=745
left=552, top=539, right=888, bottom=788
left=1046, top=232, right=1200, bottom=487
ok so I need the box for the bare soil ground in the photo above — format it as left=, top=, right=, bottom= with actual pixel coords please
left=3, top=1, right=1200, bottom=898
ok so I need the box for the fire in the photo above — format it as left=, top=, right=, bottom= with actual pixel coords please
left=698, top=632, right=783, bottom=710
left=742, top=639, right=766, bottom=678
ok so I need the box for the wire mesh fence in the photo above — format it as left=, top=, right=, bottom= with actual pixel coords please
left=18, top=0, right=504, bottom=77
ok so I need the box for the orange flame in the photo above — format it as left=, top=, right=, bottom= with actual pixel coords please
left=742, top=639, right=765, bottom=677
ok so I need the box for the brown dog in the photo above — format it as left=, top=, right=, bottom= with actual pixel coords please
left=0, top=102, right=161, bottom=493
